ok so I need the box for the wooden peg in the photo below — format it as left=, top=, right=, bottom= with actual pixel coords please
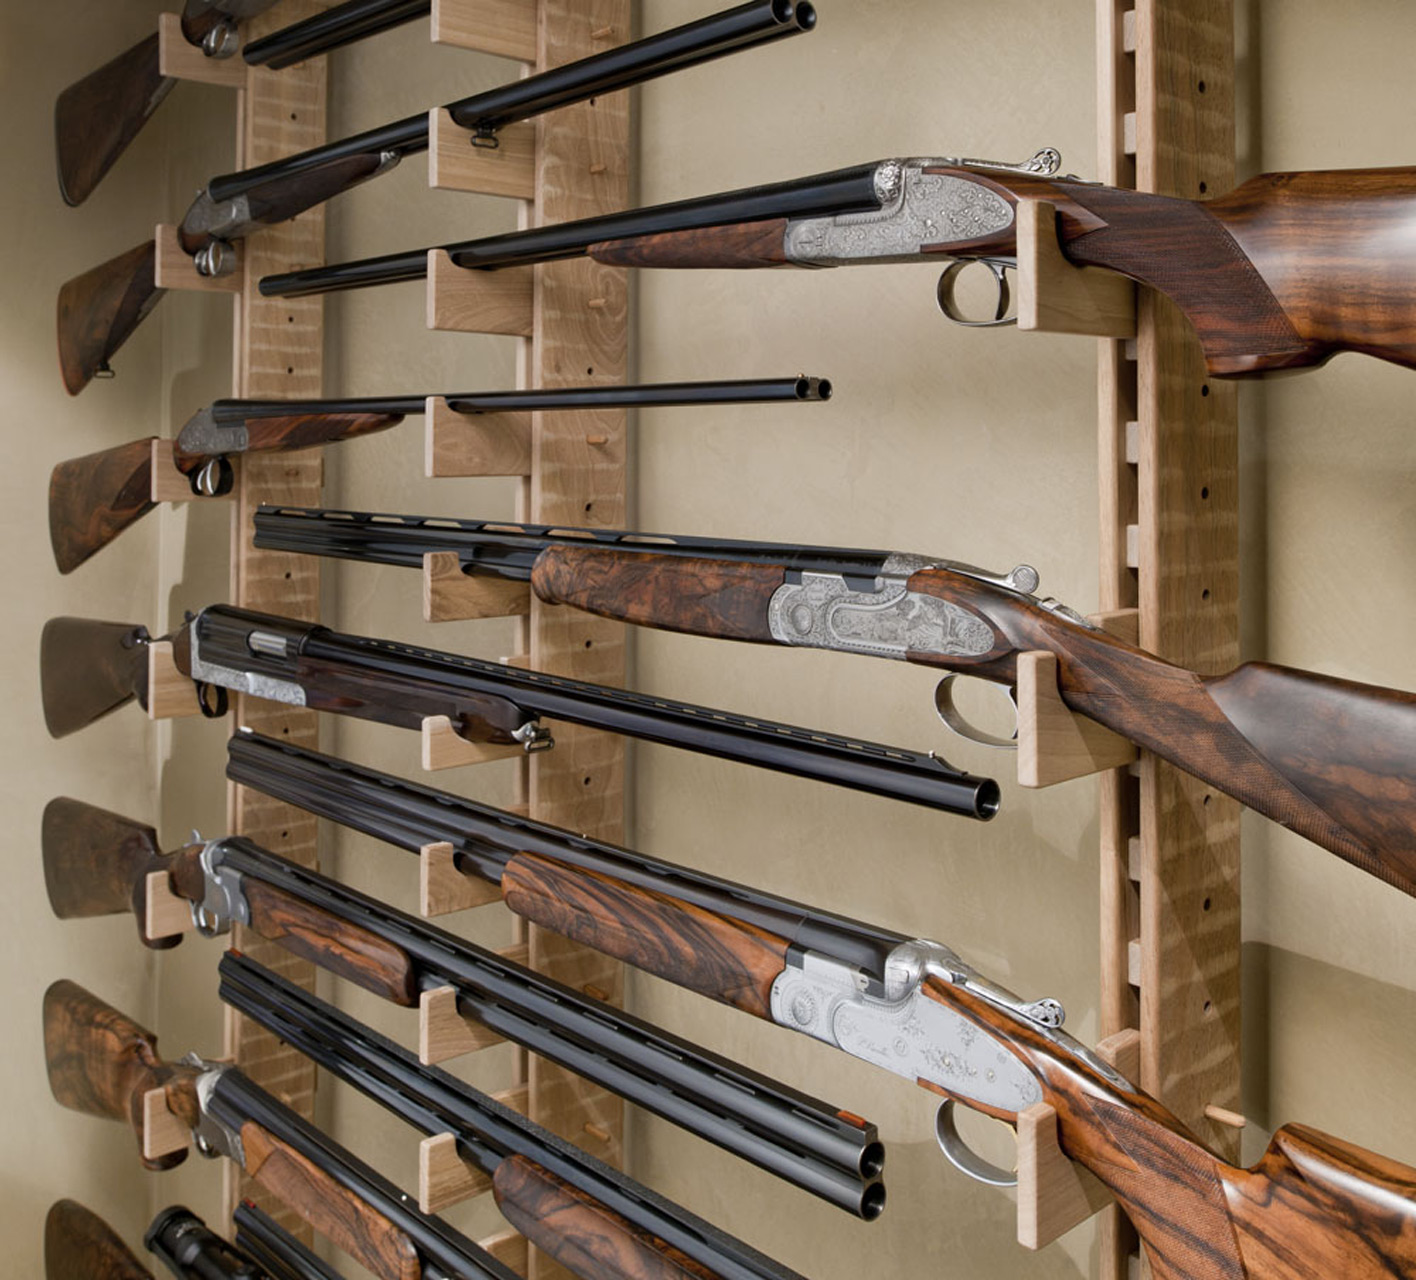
left=1016, top=652, right=1135, bottom=788
left=500, top=653, right=532, bottom=670
left=427, top=251, right=533, bottom=335
left=419, top=945, right=531, bottom=1064
left=157, top=12, right=247, bottom=87
left=419, top=841, right=504, bottom=918
left=420, top=716, right=525, bottom=771
left=1123, top=112, right=1138, bottom=157
left=424, top=398, right=532, bottom=478
left=428, top=108, right=536, bottom=199
left=142, top=1087, right=190, bottom=1161
left=144, top=870, right=195, bottom=941
left=146, top=642, right=203, bottom=721
left=430, top=0, right=537, bottom=60
left=590, top=25, right=614, bottom=39
left=1015, top=200, right=1135, bottom=338
left=418, top=1086, right=528, bottom=1212
left=424, top=552, right=532, bottom=623
left=1205, top=1104, right=1247, bottom=1131
left=154, top=225, right=243, bottom=292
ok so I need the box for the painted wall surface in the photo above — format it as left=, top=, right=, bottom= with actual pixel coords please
left=5, top=1, right=1415, bottom=1278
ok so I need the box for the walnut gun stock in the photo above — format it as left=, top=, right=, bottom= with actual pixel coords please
left=45, top=1199, right=154, bottom=1280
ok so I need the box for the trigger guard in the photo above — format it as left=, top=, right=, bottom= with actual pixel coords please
left=936, top=259, right=1017, bottom=328
left=934, top=675, right=1019, bottom=750
left=934, top=1100, right=1019, bottom=1188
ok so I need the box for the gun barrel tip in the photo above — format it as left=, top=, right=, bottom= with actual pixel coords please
left=975, top=780, right=1002, bottom=820
left=792, top=1, right=817, bottom=30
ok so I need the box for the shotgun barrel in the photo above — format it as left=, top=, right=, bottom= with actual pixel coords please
left=242, top=0, right=430, bottom=69
left=232, top=1202, right=345, bottom=1280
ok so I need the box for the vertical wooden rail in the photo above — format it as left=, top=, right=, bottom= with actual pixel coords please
left=1095, top=3, right=1241, bottom=1277
left=220, top=0, right=329, bottom=1231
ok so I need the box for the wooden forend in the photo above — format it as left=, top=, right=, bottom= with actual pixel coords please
left=220, top=0, right=328, bottom=1234
left=1095, top=3, right=1240, bottom=1276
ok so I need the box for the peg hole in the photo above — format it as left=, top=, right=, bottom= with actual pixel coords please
left=1201, top=588, right=1211, bottom=601
left=1200, top=486, right=1209, bottom=500
left=583, top=776, right=592, bottom=786
left=1198, top=181, right=1208, bottom=194
left=586, top=367, right=594, bottom=375
left=584, top=502, right=593, bottom=514
left=584, top=639, right=593, bottom=649
left=1203, top=896, right=1212, bottom=912
left=287, top=315, right=294, bottom=323
left=284, top=571, right=292, bottom=580
left=281, top=830, right=289, bottom=840
left=290, top=111, right=298, bottom=121
left=1200, top=384, right=1210, bottom=397
left=282, top=726, right=290, bottom=735
left=286, top=366, right=294, bottom=375
left=1197, top=79, right=1206, bottom=93
left=1203, top=793, right=1212, bottom=806
left=1203, top=1000, right=1213, bottom=1015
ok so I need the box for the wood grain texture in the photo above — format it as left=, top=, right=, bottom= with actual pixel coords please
left=425, top=400, right=532, bottom=477
left=56, top=240, right=164, bottom=395
left=431, top=0, right=537, bottom=59
left=45, top=1199, right=152, bottom=1280
left=241, top=411, right=403, bottom=454
left=430, top=108, right=536, bottom=199
left=424, top=551, right=532, bottom=621
left=420, top=841, right=504, bottom=917
left=1016, top=650, right=1136, bottom=786
left=241, top=1122, right=419, bottom=1280
left=530, top=548, right=784, bottom=642
left=419, top=1131, right=492, bottom=1213
left=154, top=221, right=243, bottom=291
left=49, top=438, right=157, bottom=573
left=503, top=854, right=789, bottom=1018
left=146, top=641, right=204, bottom=720
left=495, top=1155, right=721, bottom=1280
left=241, top=878, right=420, bottom=1006
left=42, top=980, right=200, bottom=1171
left=156, top=11, right=246, bottom=87
left=40, top=617, right=149, bottom=738
left=588, top=219, right=790, bottom=269
left=54, top=32, right=175, bottom=206
left=428, top=251, right=535, bottom=334
left=1016, top=199, right=1135, bottom=338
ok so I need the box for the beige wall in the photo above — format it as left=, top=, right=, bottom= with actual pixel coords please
left=6, top=1, right=1415, bottom=1278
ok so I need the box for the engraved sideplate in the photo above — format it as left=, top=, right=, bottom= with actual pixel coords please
left=188, top=637, right=307, bottom=707
left=771, top=955, right=1042, bottom=1113
left=767, top=571, right=996, bottom=660
left=785, top=165, right=1015, bottom=266
left=175, top=406, right=248, bottom=457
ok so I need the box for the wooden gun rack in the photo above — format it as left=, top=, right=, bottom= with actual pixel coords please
left=151, top=1, right=628, bottom=1272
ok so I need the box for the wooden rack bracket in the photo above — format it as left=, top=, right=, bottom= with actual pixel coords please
left=1017, top=1028, right=1140, bottom=1248
left=427, top=252, right=533, bottom=336
left=146, top=642, right=203, bottom=721
left=153, top=225, right=243, bottom=293
left=419, top=949, right=530, bottom=1065
left=150, top=439, right=234, bottom=503
left=1016, top=609, right=1139, bottom=788
left=430, top=0, right=537, bottom=60
left=428, top=109, right=536, bottom=199
left=157, top=12, right=247, bottom=87
left=418, top=1085, right=529, bottom=1213
left=420, top=715, right=526, bottom=771
left=144, top=870, right=195, bottom=941
left=420, top=841, right=505, bottom=918
left=141, top=1087, right=190, bottom=1162
left=1015, top=200, right=1135, bottom=339
left=424, top=552, right=532, bottom=623
left=425, top=398, right=532, bottom=478
left=477, top=1231, right=528, bottom=1275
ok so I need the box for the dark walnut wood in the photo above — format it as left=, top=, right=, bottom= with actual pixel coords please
left=531, top=548, right=785, bottom=642
left=589, top=219, right=790, bottom=269
left=921, top=975, right=1416, bottom=1280
left=57, top=240, right=165, bottom=396
left=239, top=411, right=405, bottom=455
left=241, top=878, right=420, bottom=1007
left=54, top=34, right=175, bottom=207
left=49, top=439, right=158, bottom=573
left=43, top=979, right=200, bottom=1171
left=42, top=797, right=160, bottom=922
left=41, top=617, right=150, bottom=739
left=905, top=567, right=1416, bottom=899
left=241, top=1121, right=419, bottom=1280
left=45, top=1199, right=152, bottom=1280
left=502, top=853, right=789, bottom=1018
left=495, top=1155, right=721, bottom=1280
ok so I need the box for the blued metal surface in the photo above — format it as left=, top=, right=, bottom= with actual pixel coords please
left=242, top=0, right=430, bottom=69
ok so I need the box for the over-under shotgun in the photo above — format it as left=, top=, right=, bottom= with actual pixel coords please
left=56, top=0, right=814, bottom=393
left=42, top=980, right=520, bottom=1280
left=48, top=376, right=827, bottom=572
left=262, top=151, right=1416, bottom=377
left=253, top=508, right=1416, bottom=898
left=39, top=605, right=999, bottom=816
left=41, top=799, right=885, bottom=1215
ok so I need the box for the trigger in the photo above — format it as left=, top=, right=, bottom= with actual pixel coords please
left=934, top=675, right=1019, bottom=750
left=934, top=1100, right=1019, bottom=1188
left=935, top=259, right=1018, bottom=328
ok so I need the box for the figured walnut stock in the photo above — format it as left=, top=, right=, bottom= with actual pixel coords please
left=45, top=1199, right=152, bottom=1280
left=239, top=410, right=404, bottom=454
left=241, top=1122, right=420, bottom=1280
left=905, top=567, right=1416, bottom=897
left=57, top=241, right=164, bottom=396
left=531, top=548, right=784, bottom=642
left=41, top=617, right=151, bottom=739
left=502, top=853, right=789, bottom=1018
left=43, top=979, right=201, bottom=1172
left=494, top=1156, right=721, bottom=1280
left=922, top=976, right=1416, bottom=1280
left=49, top=439, right=158, bottom=574
left=54, top=34, right=175, bottom=207
left=589, top=219, right=790, bottom=269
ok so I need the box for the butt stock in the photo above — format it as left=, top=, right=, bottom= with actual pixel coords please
left=42, top=979, right=201, bottom=1171
left=41, top=617, right=152, bottom=738
left=49, top=439, right=157, bottom=573
left=45, top=1199, right=152, bottom=1280
left=57, top=241, right=164, bottom=396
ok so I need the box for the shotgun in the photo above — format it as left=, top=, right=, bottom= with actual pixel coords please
left=40, top=798, right=885, bottom=1215
left=254, top=508, right=1416, bottom=898
left=261, top=152, right=1416, bottom=378
left=220, top=950, right=813, bottom=1280
left=38, top=606, right=999, bottom=816
left=241, top=0, right=431, bottom=70
left=232, top=1201, right=346, bottom=1280
left=42, top=980, right=522, bottom=1280
left=47, top=377, right=828, bottom=572
left=56, top=0, right=814, bottom=393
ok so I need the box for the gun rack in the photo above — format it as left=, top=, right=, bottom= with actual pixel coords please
left=148, top=0, right=630, bottom=1269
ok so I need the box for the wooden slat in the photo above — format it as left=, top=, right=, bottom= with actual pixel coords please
left=431, top=0, right=538, bottom=60
left=429, top=109, right=537, bottom=199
